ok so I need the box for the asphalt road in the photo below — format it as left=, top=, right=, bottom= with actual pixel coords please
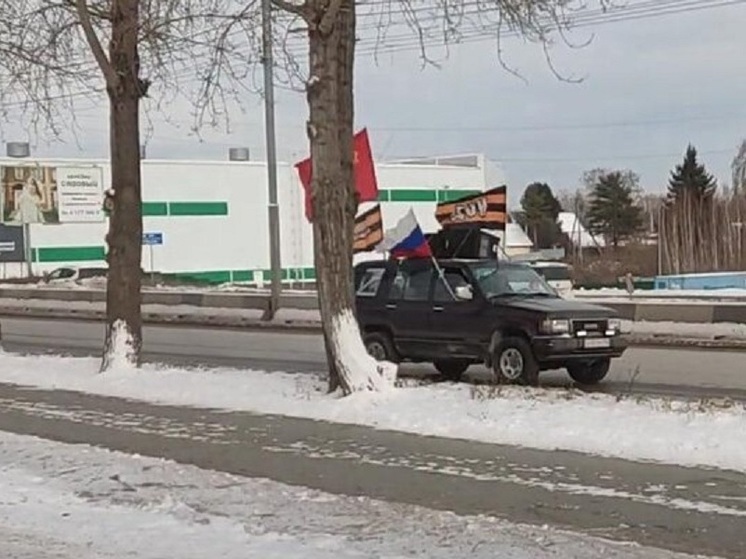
left=0, top=382, right=743, bottom=558
left=1, top=316, right=745, bottom=400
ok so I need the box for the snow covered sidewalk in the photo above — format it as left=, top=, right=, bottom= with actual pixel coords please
left=0, top=431, right=719, bottom=559
left=0, top=351, right=744, bottom=472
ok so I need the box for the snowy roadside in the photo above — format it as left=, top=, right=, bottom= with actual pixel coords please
left=0, top=351, right=743, bottom=472
left=5, top=277, right=746, bottom=301
left=1, top=296, right=745, bottom=342
left=0, top=430, right=720, bottom=559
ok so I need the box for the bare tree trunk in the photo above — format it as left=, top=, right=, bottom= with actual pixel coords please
left=100, top=0, right=143, bottom=370
left=306, top=0, right=395, bottom=393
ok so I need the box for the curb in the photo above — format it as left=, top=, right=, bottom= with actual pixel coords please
left=1, top=305, right=746, bottom=351
left=1, top=287, right=746, bottom=324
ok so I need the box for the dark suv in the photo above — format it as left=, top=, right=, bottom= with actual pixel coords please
left=354, top=258, right=628, bottom=386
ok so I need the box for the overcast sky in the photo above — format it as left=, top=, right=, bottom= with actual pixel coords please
left=4, top=0, right=746, bottom=205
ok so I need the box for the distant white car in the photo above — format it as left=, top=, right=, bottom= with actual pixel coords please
left=43, top=266, right=108, bottom=284
left=529, top=261, right=574, bottom=297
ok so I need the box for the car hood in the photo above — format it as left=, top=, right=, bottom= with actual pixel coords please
left=495, top=296, right=614, bottom=317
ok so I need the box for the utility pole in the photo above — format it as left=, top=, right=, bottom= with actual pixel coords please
left=261, top=0, right=282, bottom=320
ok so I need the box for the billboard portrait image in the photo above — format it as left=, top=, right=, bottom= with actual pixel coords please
left=1, top=165, right=59, bottom=224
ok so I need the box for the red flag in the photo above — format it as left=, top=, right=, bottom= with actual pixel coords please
left=295, top=157, right=314, bottom=221
left=294, top=128, right=379, bottom=222
left=353, top=128, right=379, bottom=203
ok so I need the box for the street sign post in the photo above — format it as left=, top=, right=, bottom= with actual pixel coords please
left=142, top=232, right=163, bottom=283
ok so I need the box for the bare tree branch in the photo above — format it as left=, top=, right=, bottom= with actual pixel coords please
left=74, top=0, right=117, bottom=87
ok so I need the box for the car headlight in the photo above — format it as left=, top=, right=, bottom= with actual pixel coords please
left=540, top=318, right=570, bottom=335
left=608, top=319, right=621, bottom=332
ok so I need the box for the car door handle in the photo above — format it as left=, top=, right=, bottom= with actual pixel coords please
left=385, top=303, right=397, bottom=310
left=433, top=306, right=444, bottom=312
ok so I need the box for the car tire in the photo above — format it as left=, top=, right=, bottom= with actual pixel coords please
left=492, top=336, right=539, bottom=386
left=567, top=358, right=611, bottom=385
left=363, top=331, right=399, bottom=363
left=434, top=359, right=470, bottom=381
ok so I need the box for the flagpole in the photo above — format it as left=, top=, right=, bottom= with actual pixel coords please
left=431, top=257, right=456, bottom=300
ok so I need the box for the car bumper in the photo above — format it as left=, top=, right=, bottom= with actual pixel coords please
left=532, top=334, right=628, bottom=362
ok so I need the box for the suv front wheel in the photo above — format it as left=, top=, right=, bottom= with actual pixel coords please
left=567, top=359, right=610, bottom=385
left=363, top=331, right=399, bottom=363
left=492, top=337, right=539, bottom=386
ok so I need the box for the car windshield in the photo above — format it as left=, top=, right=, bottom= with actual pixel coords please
left=468, top=263, right=558, bottom=298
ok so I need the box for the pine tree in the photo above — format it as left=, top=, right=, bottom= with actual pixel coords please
left=586, top=171, right=644, bottom=248
left=517, top=182, right=563, bottom=248
left=668, top=144, right=716, bottom=201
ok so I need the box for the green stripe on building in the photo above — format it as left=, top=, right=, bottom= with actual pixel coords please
left=142, top=202, right=169, bottom=216
left=138, top=190, right=482, bottom=218
left=33, top=246, right=107, bottom=263
left=168, top=202, right=228, bottom=216
left=140, top=201, right=228, bottom=217
left=377, top=189, right=480, bottom=203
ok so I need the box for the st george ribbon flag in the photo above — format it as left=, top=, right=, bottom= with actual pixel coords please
left=376, top=209, right=432, bottom=259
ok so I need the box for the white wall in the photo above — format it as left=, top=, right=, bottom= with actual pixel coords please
left=0, top=154, right=506, bottom=282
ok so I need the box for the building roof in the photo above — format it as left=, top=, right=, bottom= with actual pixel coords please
left=482, top=223, right=533, bottom=248
left=558, top=212, right=605, bottom=248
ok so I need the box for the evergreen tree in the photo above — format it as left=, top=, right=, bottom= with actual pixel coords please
left=517, top=182, right=563, bottom=248
left=668, top=144, right=716, bottom=201
left=586, top=171, right=644, bottom=248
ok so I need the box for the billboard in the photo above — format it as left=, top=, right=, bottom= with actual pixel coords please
left=0, top=164, right=104, bottom=224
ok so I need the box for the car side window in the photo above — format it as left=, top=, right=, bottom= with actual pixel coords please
left=433, top=269, right=470, bottom=302
left=389, top=268, right=432, bottom=302
left=356, top=268, right=385, bottom=297
left=388, top=270, right=405, bottom=299
left=403, top=268, right=432, bottom=301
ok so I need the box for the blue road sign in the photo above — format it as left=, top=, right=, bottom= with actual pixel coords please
left=142, top=232, right=163, bottom=246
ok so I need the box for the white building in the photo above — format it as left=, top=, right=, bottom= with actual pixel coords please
left=0, top=152, right=516, bottom=283
left=502, top=223, right=533, bottom=256
left=558, top=211, right=605, bottom=249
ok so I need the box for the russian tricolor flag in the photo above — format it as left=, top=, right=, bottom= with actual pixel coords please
left=376, top=209, right=432, bottom=259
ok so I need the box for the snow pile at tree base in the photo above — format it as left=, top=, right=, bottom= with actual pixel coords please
left=330, top=309, right=396, bottom=392
left=101, top=319, right=138, bottom=371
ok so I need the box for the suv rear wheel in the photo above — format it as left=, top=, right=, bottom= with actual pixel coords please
left=567, top=358, right=610, bottom=385
left=434, top=359, right=470, bottom=381
left=492, top=337, right=539, bottom=386
left=363, top=331, right=399, bottom=363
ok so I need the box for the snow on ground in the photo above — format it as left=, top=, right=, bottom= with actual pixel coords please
left=4, top=278, right=746, bottom=300
left=0, top=431, right=708, bottom=559
left=572, top=288, right=746, bottom=302
left=1, top=296, right=744, bottom=339
left=0, top=351, right=743, bottom=472
left=0, top=277, right=315, bottom=294
left=626, top=320, right=746, bottom=339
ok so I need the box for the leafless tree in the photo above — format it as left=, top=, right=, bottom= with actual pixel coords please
left=1, top=0, right=614, bottom=393
left=732, top=139, right=746, bottom=196
left=0, top=0, right=263, bottom=371
left=660, top=190, right=746, bottom=274
left=265, top=0, right=614, bottom=394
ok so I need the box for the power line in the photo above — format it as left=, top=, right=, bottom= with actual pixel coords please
left=68, top=104, right=745, bottom=134
left=494, top=147, right=735, bottom=163
left=2, top=0, right=743, bottom=111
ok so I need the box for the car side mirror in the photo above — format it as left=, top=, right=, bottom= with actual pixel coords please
left=455, top=285, right=473, bottom=300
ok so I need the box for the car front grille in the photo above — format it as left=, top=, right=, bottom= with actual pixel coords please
left=571, top=319, right=608, bottom=336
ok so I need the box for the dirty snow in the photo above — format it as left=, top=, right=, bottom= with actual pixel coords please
left=0, top=431, right=711, bottom=559
left=0, top=351, right=743, bottom=472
